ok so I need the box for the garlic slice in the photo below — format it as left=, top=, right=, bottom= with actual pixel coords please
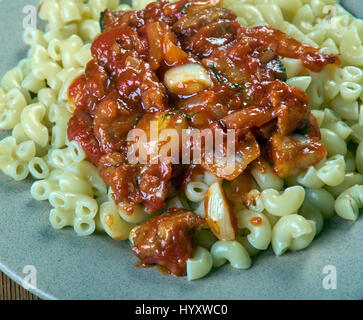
left=205, top=181, right=237, bottom=241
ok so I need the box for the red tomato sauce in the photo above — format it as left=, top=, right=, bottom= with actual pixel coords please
left=67, top=0, right=339, bottom=275
left=250, top=216, right=263, bottom=227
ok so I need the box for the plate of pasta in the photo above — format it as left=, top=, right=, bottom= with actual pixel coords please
left=0, top=0, right=362, bottom=300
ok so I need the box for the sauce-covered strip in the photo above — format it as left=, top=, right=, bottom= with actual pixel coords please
left=131, top=209, right=205, bottom=276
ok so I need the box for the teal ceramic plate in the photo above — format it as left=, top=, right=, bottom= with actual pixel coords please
left=0, top=0, right=362, bottom=300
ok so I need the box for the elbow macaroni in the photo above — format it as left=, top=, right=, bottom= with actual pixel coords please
left=250, top=160, right=284, bottom=191
left=299, top=202, right=324, bottom=235
left=21, top=103, right=49, bottom=147
left=99, top=201, right=134, bottom=241
left=334, top=185, right=363, bottom=221
left=185, top=181, right=209, bottom=202
left=236, top=209, right=272, bottom=250
left=187, top=247, right=214, bottom=281
left=262, top=186, right=305, bottom=217
left=210, top=241, right=252, bottom=270
left=271, top=215, right=316, bottom=256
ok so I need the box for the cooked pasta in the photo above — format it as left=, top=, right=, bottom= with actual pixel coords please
left=210, top=240, right=252, bottom=269
left=187, top=246, right=214, bottom=281
left=236, top=209, right=272, bottom=250
left=271, top=214, right=316, bottom=256
left=0, top=0, right=362, bottom=281
left=30, top=179, right=57, bottom=201
left=335, top=185, right=363, bottom=221
left=261, top=186, right=305, bottom=216
left=99, top=201, right=134, bottom=240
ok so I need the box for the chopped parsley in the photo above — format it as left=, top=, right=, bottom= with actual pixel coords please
left=134, top=116, right=141, bottom=127
left=181, top=2, right=192, bottom=14
left=99, top=11, right=105, bottom=32
left=162, top=113, right=177, bottom=120
left=178, top=110, right=200, bottom=121
left=209, top=64, right=226, bottom=83
left=209, top=64, right=245, bottom=94
left=162, top=110, right=201, bottom=121
left=296, top=125, right=311, bottom=136
left=232, top=82, right=245, bottom=93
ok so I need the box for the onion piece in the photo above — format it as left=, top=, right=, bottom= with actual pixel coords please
left=164, top=63, right=212, bottom=95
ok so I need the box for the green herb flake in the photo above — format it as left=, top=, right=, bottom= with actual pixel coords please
left=99, top=11, right=105, bottom=33
left=134, top=116, right=141, bottom=127
left=191, top=111, right=201, bottom=119
left=162, top=111, right=200, bottom=121
left=162, top=113, right=176, bottom=120
left=297, top=126, right=311, bottom=136
left=232, top=82, right=245, bottom=93
left=209, top=64, right=226, bottom=83
left=181, top=2, right=191, bottom=14
left=209, top=64, right=245, bottom=94
left=178, top=110, right=200, bottom=121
